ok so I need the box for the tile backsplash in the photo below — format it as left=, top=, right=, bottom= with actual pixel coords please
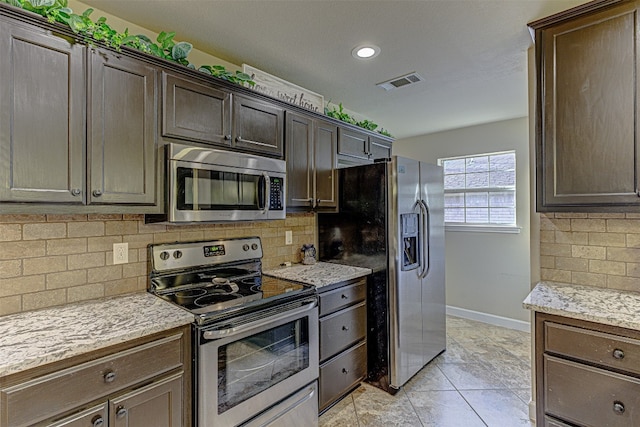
left=540, top=212, right=640, bottom=292
left=0, top=213, right=315, bottom=316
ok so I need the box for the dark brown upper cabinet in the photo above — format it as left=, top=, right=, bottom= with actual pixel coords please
left=162, top=72, right=231, bottom=147
left=233, top=94, right=284, bottom=158
left=286, top=112, right=337, bottom=210
left=0, top=17, right=85, bottom=205
left=89, top=48, right=159, bottom=207
left=532, top=0, right=640, bottom=211
left=337, top=127, right=391, bottom=168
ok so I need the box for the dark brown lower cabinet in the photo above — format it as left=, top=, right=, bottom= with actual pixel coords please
left=0, top=327, right=190, bottom=427
left=318, top=278, right=367, bottom=412
left=536, top=313, right=640, bottom=427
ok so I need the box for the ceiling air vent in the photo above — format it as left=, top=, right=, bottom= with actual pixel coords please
left=376, top=72, right=424, bottom=91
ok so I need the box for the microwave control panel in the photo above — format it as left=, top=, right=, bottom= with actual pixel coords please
left=270, top=178, right=284, bottom=210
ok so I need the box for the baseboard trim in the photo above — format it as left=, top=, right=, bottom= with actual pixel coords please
left=446, top=305, right=531, bottom=332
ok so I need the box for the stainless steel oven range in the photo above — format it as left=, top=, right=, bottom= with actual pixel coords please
left=148, top=237, right=319, bottom=427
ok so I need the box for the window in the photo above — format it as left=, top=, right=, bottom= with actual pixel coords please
left=438, top=151, right=516, bottom=229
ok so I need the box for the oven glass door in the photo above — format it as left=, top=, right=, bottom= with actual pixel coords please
left=198, top=302, right=319, bottom=426
left=176, top=166, right=265, bottom=211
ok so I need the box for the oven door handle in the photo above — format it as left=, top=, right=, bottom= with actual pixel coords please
left=202, top=300, right=316, bottom=340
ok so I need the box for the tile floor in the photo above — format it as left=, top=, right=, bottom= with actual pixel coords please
left=319, top=315, right=534, bottom=427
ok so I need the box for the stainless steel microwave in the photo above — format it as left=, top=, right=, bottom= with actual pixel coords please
left=147, top=143, right=286, bottom=223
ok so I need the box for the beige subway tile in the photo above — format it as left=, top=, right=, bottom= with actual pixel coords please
left=87, top=236, right=122, bottom=252
left=626, top=263, right=640, bottom=278
left=572, top=271, right=607, bottom=287
left=23, top=222, right=66, bottom=240
left=67, top=221, right=105, bottom=238
left=0, top=224, right=21, bottom=241
left=607, top=247, right=640, bottom=263
left=627, top=234, right=640, bottom=248
left=104, top=277, right=141, bottom=296
left=123, top=214, right=144, bottom=221
left=589, top=259, right=625, bottom=276
left=607, top=275, right=640, bottom=292
left=105, top=220, right=139, bottom=236
left=138, top=248, right=148, bottom=262
left=123, top=233, right=153, bottom=249
left=67, top=252, right=105, bottom=270
left=138, top=222, right=167, bottom=234
left=555, top=213, right=588, bottom=219
left=0, top=241, right=45, bottom=260
left=179, top=231, right=205, bottom=241
left=626, top=213, right=640, bottom=219
left=122, top=261, right=146, bottom=278
left=571, top=219, right=606, bottom=232
left=67, top=283, right=105, bottom=303
left=540, top=256, right=555, bottom=269
left=589, top=233, right=626, bottom=248
left=46, top=270, right=87, bottom=289
left=588, top=213, right=625, bottom=219
left=555, top=231, right=588, bottom=245
left=0, top=260, right=21, bottom=278
left=571, top=245, right=606, bottom=260
left=87, top=265, right=122, bottom=283
left=607, top=219, right=640, bottom=233
left=555, top=257, right=588, bottom=272
left=22, top=289, right=66, bottom=311
left=23, top=255, right=66, bottom=276
left=46, top=214, right=87, bottom=222
left=0, top=295, right=21, bottom=316
left=0, top=275, right=45, bottom=297
left=46, top=238, right=87, bottom=255
left=153, top=232, right=181, bottom=244
left=88, top=214, right=122, bottom=221
left=539, top=216, right=556, bottom=231
left=0, top=214, right=46, bottom=223
left=540, top=268, right=571, bottom=282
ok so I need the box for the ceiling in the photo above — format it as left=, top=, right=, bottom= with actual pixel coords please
left=81, top=0, right=590, bottom=139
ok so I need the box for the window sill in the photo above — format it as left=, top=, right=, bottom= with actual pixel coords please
left=445, top=224, right=521, bottom=234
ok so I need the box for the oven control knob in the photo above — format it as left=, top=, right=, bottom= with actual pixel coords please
left=173, top=250, right=183, bottom=259
left=243, top=244, right=250, bottom=251
left=159, top=251, right=170, bottom=261
left=251, top=243, right=258, bottom=250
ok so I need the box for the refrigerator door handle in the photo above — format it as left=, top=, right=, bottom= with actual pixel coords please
left=418, top=199, right=431, bottom=279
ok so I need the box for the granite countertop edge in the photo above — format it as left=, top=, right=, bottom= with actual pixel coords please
left=523, top=281, right=640, bottom=330
left=263, top=261, right=372, bottom=289
left=0, top=293, right=194, bottom=377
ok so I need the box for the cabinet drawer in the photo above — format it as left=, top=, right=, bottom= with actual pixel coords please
left=2, top=333, right=183, bottom=427
left=544, top=355, right=640, bottom=427
left=319, top=341, right=367, bottom=411
left=319, top=279, right=366, bottom=316
left=320, top=302, right=366, bottom=362
left=542, top=416, right=574, bottom=427
left=545, top=321, right=640, bottom=375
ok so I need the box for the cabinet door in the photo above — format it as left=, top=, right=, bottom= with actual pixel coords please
left=369, top=136, right=392, bottom=161
left=337, top=127, right=370, bottom=162
left=286, top=112, right=314, bottom=208
left=110, top=374, right=182, bottom=427
left=162, top=72, right=231, bottom=146
left=314, top=120, right=338, bottom=209
left=232, top=94, right=284, bottom=158
left=537, top=2, right=640, bottom=209
left=0, top=18, right=85, bottom=204
left=49, top=403, right=108, bottom=427
left=89, top=48, right=158, bottom=207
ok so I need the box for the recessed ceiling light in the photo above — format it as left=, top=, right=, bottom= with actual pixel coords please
left=352, top=45, right=380, bottom=60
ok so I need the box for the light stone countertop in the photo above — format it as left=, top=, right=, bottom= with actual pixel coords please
left=523, top=281, right=640, bottom=330
left=0, top=293, right=194, bottom=377
left=263, top=261, right=372, bottom=289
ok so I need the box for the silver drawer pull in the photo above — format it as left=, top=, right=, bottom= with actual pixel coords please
left=613, top=401, right=625, bottom=415
left=613, top=348, right=625, bottom=360
left=342, top=325, right=349, bottom=331
left=341, top=294, right=348, bottom=299
left=342, top=368, right=349, bottom=374
left=116, top=406, right=127, bottom=419
left=92, top=416, right=104, bottom=427
left=103, top=371, right=116, bottom=383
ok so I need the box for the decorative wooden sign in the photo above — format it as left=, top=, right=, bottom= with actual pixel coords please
left=243, top=64, right=324, bottom=113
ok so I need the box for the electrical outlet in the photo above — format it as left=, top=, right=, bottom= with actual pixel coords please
left=285, top=230, right=293, bottom=245
left=113, top=242, right=128, bottom=265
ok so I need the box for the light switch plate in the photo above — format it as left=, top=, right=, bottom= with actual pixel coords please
left=285, top=230, right=293, bottom=245
left=113, top=242, right=128, bottom=264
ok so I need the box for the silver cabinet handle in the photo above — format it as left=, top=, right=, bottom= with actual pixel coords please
left=342, top=325, right=349, bottom=331
left=341, top=294, right=348, bottom=299
left=92, top=416, right=104, bottom=427
left=71, top=188, right=81, bottom=196
left=103, top=370, right=116, bottom=383
left=342, top=368, right=349, bottom=374
left=236, top=136, right=243, bottom=142
left=92, top=190, right=102, bottom=197
left=224, top=134, right=231, bottom=141
left=613, top=348, right=625, bottom=360
left=116, top=406, right=127, bottom=419
left=613, top=401, right=625, bottom=414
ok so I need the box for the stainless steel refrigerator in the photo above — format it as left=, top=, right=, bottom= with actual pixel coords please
left=317, top=156, right=445, bottom=393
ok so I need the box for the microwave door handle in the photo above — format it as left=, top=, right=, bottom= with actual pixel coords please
left=260, top=172, right=271, bottom=214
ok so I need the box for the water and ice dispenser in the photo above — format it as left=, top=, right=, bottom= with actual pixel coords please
left=401, top=213, right=419, bottom=271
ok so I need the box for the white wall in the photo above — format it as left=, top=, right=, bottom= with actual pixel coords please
left=394, top=117, right=531, bottom=323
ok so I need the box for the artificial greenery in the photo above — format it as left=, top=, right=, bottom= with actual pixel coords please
left=325, top=102, right=394, bottom=137
left=0, top=0, right=254, bottom=86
